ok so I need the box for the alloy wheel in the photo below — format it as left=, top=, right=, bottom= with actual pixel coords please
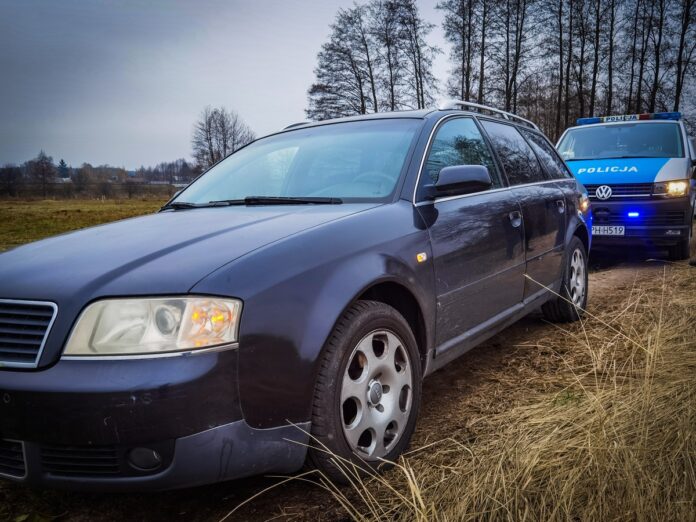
left=340, top=329, right=413, bottom=460
left=568, top=247, right=586, bottom=306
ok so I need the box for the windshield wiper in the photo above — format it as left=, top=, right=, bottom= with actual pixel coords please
left=161, top=196, right=342, bottom=211
left=159, top=201, right=200, bottom=211
left=160, top=199, right=245, bottom=211
left=243, top=196, right=343, bottom=205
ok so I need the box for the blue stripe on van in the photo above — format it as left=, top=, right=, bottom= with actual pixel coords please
left=566, top=158, right=669, bottom=184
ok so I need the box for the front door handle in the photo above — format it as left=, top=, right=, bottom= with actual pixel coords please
left=508, top=210, right=522, bottom=228
left=556, top=199, right=565, bottom=213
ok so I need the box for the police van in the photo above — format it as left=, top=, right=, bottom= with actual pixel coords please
left=557, top=112, right=695, bottom=260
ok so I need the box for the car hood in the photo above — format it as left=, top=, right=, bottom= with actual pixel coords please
left=0, top=204, right=379, bottom=305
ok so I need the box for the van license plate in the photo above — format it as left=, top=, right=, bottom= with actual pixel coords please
left=592, top=225, right=625, bottom=236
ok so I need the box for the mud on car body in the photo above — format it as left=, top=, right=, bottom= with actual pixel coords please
left=0, top=101, right=590, bottom=490
left=558, top=112, right=696, bottom=259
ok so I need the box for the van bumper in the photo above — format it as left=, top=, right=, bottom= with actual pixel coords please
left=591, top=197, right=694, bottom=246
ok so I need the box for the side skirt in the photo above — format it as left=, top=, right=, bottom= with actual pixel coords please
left=424, top=282, right=559, bottom=377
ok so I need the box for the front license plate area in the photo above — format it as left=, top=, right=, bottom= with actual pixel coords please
left=592, top=225, right=625, bottom=236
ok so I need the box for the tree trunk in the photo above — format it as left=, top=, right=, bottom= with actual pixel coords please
left=626, top=0, right=641, bottom=112
left=606, top=0, right=615, bottom=114
left=648, top=0, right=665, bottom=113
left=589, top=0, right=601, bottom=116
left=555, top=0, right=564, bottom=138
left=564, top=0, right=573, bottom=128
left=478, top=0, right=487, bottom=104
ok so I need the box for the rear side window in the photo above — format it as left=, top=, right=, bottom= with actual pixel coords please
left=481, top=120, right=546, bottom=185
left=521, top=129, right=571, bottom=179
left=422, top=117, right=501, bottom=190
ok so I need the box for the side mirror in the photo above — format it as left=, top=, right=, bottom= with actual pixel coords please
left=430, top=165, right=492, bottom=198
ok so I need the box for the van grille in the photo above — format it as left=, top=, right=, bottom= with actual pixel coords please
left=594, top=209, right=685, bottom=226
left=0, top=300, right=57, bottom=368
left=41, top=445, right=121, bottom=477
left=0, top=439, right=26, bottom=478
left=585, top=183, right=653, bottom=199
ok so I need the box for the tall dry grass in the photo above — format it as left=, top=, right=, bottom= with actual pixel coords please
left=305, top=266, right=696, bottom=521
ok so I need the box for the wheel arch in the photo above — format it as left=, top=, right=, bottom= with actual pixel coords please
left=573, top=222, right=590, bottom=254
left=355, top=280, right=429, bottom=371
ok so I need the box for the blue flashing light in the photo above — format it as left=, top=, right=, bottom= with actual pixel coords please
left=627, top=211, right=640, bottom=218
left=576, top=112, right=682, bottom=126
left=652, top=111, right=681, bottom=121
left=576, top=117, right=601, bottom=125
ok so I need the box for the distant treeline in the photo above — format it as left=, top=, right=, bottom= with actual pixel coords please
left=0, top=151, right=201, bottom=199
left=308, top=0, right=696, bottom=140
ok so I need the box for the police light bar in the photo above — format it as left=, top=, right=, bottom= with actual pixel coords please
left=576, top=112, right=681, bottom=125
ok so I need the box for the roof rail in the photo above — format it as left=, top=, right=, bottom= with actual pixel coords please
left=284, top=121, right=309, bottom=130
left=438, top=99, right=539, bottom=130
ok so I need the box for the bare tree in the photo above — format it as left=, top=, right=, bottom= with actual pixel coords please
left=674, top=0, right=696, bottom=111
left=26, top=151, right=55, bottom=198
left=307, top=6, right=382, bottom=119
left=438, top=0, right=478, bottom=101
left=369, top=0, right=407, bottom=110
left=0, top=164, right=23, bottom=197
left=192, top=106, right=255, bottom=169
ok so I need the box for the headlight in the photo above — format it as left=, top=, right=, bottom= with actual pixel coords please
left=653, top=180, right=689, bottom=197
left=578, top=192, right=591, bottom=213
left=64, top=296, right=242, bottom=357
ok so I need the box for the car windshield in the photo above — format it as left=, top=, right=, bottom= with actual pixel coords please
left=557, top=122, right=683, bottom=161
left=174, top=119, right=421, bottom=205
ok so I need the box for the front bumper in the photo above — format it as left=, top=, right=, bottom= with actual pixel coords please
left=591, top=197, right=693, bottom=245
left=0, top=350, right=309, bottom=490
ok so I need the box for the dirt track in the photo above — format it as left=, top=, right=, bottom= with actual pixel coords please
left=1, top=242, right=693, bottom=522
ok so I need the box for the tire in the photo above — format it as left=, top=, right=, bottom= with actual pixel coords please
left=307, top=300, right=422, bottom=484
left=542, top=236, right=588, bottom=323
left=668, top=220, right=692, bottom=261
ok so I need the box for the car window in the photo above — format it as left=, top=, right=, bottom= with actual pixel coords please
left=176, top=119, right=421, bottom=204
left=521, top=129, right=572, bottom=180
left=420, top=117, right=501, bottom=197
left=481, top=120, right=546, bottom=185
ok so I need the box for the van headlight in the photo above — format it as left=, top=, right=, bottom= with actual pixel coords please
left=653, top=180, right=689, bottom=197
left=64, top=297, right=242, bottom=356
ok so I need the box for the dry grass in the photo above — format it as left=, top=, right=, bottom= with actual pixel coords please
left=270, top=265, right=696, bottom=521
left=0, top=199, right=164, bottom=251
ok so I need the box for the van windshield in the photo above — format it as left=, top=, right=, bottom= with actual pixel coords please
left=557, top=122, right=683, bottom=161
left=174, top=119, right=421, bottom=205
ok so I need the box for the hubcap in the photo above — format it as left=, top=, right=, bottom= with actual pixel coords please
left=340, top=329, right=413, bottom=460
left=568, top=247, right=586, bottom=306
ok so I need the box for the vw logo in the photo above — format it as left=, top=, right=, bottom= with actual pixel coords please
left=595, top=185, right=612, bottom=200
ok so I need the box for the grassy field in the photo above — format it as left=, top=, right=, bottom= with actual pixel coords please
left=0, top=199, right=165, bottom=251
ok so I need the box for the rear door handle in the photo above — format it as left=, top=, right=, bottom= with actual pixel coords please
left=556, top=199, right=565, bottom=213
left=508, top=210, right=522, bottom=228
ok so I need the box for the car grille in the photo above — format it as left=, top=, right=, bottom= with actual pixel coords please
left=0, top=300, right=57, bottom=368
left=41, top=445, right=121, bottom=477
left=0, top=439, right=26, bottom=478
left=594, top=209, right=685, bottom=226
left=585, top=183, right=653, bottom=199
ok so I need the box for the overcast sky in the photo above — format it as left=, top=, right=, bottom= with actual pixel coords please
left=0, top=0, right=448, bottom=169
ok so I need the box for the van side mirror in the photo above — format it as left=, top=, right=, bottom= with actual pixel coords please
left=430, top=165, right=492, bottom=198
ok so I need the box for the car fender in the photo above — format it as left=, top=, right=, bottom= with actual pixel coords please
left=191, top=202, right=435, bottom=429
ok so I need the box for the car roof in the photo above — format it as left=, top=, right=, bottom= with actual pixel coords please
left=277, top=108, right=543, bottom=137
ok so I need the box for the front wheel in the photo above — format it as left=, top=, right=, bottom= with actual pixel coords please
left=542, top=236, right=588, bottom=323
left=668, top=220, right=692, bottom=261
left=307, top=300, right=422, bottom=483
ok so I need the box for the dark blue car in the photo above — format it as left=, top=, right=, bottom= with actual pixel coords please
left=0, top=102, right=591, bottom=490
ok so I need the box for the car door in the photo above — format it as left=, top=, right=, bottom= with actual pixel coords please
left=415, top=117, right=526, bottom=349
left=480, top=120, right=566, bottom=299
